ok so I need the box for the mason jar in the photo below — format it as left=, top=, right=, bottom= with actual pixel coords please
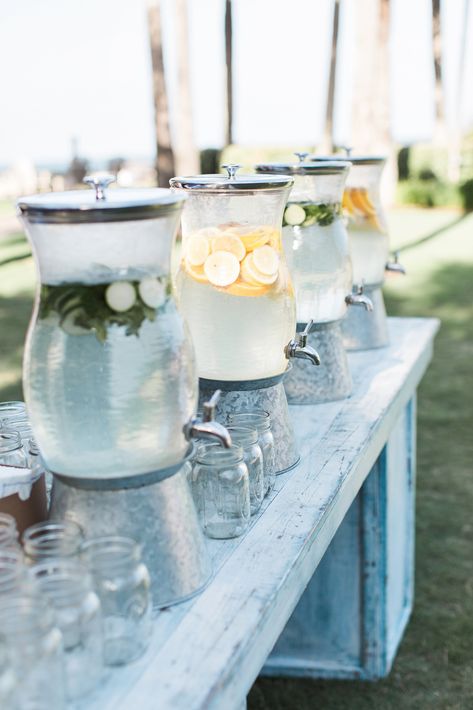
left=0, top=595, right=66, bottom=709
left=0, top=430, right=28, bottom=468
left=0, top=548, right=26, bottom=597
left=0, top=512, right=20, bottom=549
left=226, top=411, right=275, bottom=494
left=81, top=536, right=152, bottom=666
left=0, top=401, right=26, bottom=418
left=28, top=559, right=103, bottom=700
left=23, top=519, right=84, bottom=564
left=0, top=638, right=18, bottom=708
left=226, top=427, right=264, bottom=515
left=190, top=444, right=250, bottom=539
left=0, top=415, right=33, bottom=444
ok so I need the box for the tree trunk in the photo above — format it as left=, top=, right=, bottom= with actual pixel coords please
left=351, top=0, right=396, bottom=203
left=321, top=0, right=341, bottom=153
left=175, top=0, right=199, bottom=175
left=432, top=0, right=446, bottom=142
left=224, top=0, right=233, bottom=146
left=147, top=0, right=175, bottom=187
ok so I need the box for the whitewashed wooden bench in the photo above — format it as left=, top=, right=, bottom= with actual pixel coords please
left=81, top=317, right=439, bottom=710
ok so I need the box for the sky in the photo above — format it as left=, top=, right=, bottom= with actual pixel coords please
left=0, top=0, right=471, bottom=167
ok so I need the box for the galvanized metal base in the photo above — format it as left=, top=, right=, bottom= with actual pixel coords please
left=199, top=373, right=299, bottom=475
left=285, top=321, right=352, bottom=404
left=342, top=284, right=389, bottom=351
left=49, top=454, right=212, bottom=610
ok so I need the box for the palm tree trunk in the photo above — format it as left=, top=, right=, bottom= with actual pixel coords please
left=175, top=0, right=199, bottom=175
left=432, top=0, right=446, bottom=141
left=147, top=0, right=176, bottom=187
left=321, top=0, right=341, bottom=153
left=224, top=0, right=233, bottom=146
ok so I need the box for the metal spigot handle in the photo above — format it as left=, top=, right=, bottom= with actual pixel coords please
left=202, top=390, right=221, bottom=422
left=298, top=319, right=314, bottom=347
left=83, top=174, right=116, bottom=201
left=340, top=145, right=353, bottom=158
left=294, top=152, right=309, bottom=163
left=385, top=251, right=406, bottom=275
left=221, top=164, right=241, bottom=180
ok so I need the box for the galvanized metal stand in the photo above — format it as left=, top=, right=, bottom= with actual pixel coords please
left=199, top=372, right=299, bottom=474
left=284, top=321, right=352, bottom=404
left=342, top=283, right=389, bottom=351
left=49, top=448, right=212, bottom=609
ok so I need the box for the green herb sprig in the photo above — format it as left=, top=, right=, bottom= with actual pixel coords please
left=283, top=202, right=342, bottom=228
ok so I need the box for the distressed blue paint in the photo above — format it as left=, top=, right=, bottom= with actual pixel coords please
left=263, top=396, right=417, bottom=680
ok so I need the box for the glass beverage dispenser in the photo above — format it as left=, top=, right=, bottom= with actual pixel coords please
left=310, top=154, right=404, bottom=349
left=255, top=160, right=371, bottom=403
left=18, top=175, right=230, bottom=607
left=171, top=166, right=319, bottom=472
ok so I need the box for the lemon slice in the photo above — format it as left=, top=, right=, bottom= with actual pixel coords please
left=268, top=228, right=282, bottom=251
left=210, top=234, right=246, bottom=261
left=284, top=204, right=306, bottom=226
left=252, top=245, right=279, bottom=276
left=186, top=233, right=210, bottom=266
left=225, top=225, right=270, bottom=251
left=350, top=188, right=377, bottom=217
left=241, top=253, right=278, bottom=286
left=184, top=259, right=208, bottom=284
left=105, top=282, right=136, bottom=312
left=204, top=251, right=240, bottom=287
left=226, top=280, right=269, bottom=297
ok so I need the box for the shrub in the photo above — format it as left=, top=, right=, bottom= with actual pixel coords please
left=396, top=179, right=461, bottom=208
left=459, top=179, right=473, bottom=212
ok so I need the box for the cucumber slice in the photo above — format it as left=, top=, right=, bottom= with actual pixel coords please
left=284, top=204, right=306, bottom=226
left=61, top=308, right=91, bottom=336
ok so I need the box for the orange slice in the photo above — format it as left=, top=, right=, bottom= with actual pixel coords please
left=186, top=233, right=210, bottom=266
left=225, top=225, right=271, bottom=251
left=184, top=259, right=208, bottom=284
left=204, top=251, right=240, bottom=287
left=210, top=234, right=246, bottom=261
left=241, top=253, right=278, bottom=286
left=350, top=188, right=377, bottom=217
left=226, top=280, right=269, bottom=297
left=342, top=190, right=356, bottom=215
left=252, top=245, right=279, bottom=276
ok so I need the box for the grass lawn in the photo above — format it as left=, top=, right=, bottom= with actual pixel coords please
left=0, top=207, right=472, bottom=708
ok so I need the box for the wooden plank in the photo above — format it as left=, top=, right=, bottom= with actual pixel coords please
left=81, top=318, right=439, bottom=710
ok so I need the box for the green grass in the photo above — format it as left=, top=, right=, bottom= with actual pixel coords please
left=249, top=208, right=473, bottom=709
left=0, top=209, right=472, bottom=708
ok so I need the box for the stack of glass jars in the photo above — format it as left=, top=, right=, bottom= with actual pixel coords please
left=0, top=513, right=153, bottom=705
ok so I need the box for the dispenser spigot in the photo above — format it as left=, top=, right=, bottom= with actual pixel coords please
left=385, top=251, right=406, bottom=275
left=183, top=390, right=232, bottom=448
left=345, top=283, right=373, bottom=312
left=285, top=320, right=321, bottom=366
left=294, top=152, right=309, bottom=163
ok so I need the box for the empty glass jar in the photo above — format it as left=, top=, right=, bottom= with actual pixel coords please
left=0, top=513, right=19, bottom=549
left=226, top=411, right=276, bottom=494
left=0, top=596, right=66, bottom=709
left=23, top=519, right=84, bottom=563
left=226, top=427, right=264, bottom=515
left=0, top=548, right=26, bottom=598
left=29, top=559, right=103, bottom=700
left=81, top=536, right=152, bottom=666
left=0, top=430, right=28, bottom=468
left=190, top=444, right=250, bottom=538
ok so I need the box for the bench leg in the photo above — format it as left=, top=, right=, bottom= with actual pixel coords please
left=262, top=396, right=417, bottom=680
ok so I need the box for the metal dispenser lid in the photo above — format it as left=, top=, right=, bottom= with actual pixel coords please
left=17, top=174, right=186, bottom=224
left=309, top=152, right=386, bottom=166
left=170, top=164, right=294, bottom=191
left=255, top=159, right=351, bottom=176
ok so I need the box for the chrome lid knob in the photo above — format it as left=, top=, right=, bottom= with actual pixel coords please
left=221, top=164, right=241, bottom=180
left=83, top=174, right=116, bottom=201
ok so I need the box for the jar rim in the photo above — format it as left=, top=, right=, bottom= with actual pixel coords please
left=81, top=535, right=141, bottom=574
left=29, top=559, right=93, bottom=606
left=227, top=411, right=271, bottom=432
left=195, top=443, right=244, bottom=465
left=226, top=426, right=258, bottom=446
left=0, top=429, right=23, bottom=453
left=23, top=520, right=84, bottom=558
